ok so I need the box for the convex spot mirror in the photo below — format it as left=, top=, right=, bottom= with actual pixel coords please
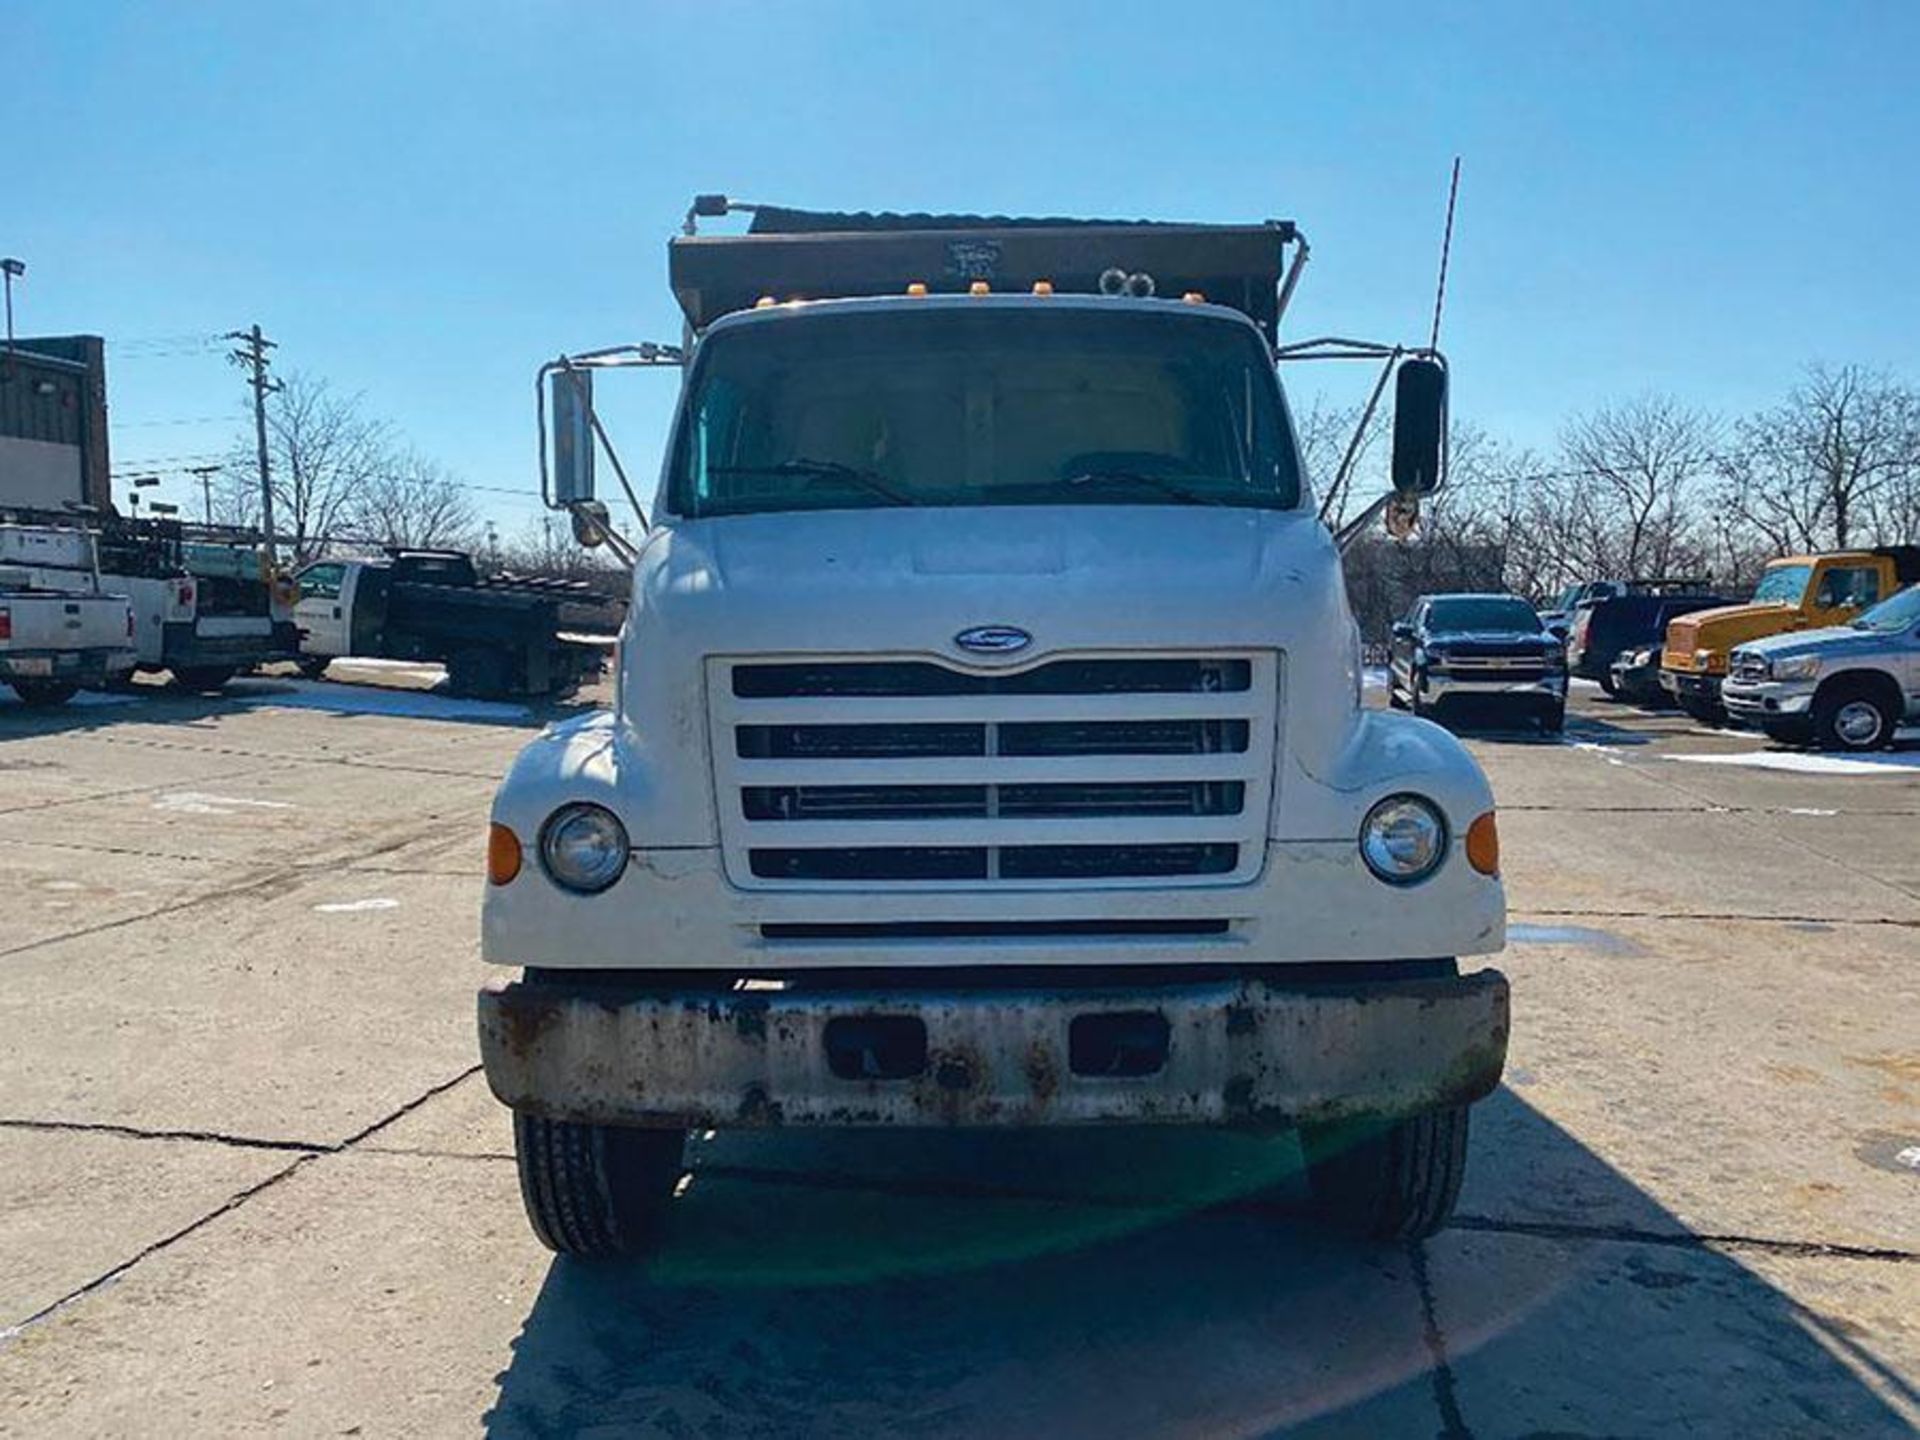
left=570, top=500, right=612, bottom=549
left=549, top=368, right=596, bottom=505
left=1390, top=358, right=1447, bottom=497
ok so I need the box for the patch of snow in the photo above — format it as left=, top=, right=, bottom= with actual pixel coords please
left=1666, top=750, right=1920, bottom=777
left=225, top=679, right=529, bottom=723
left=323, top=657, right=448, bottom=674
left=1567, top=740, right=1627, bottom=767
left=1507, top=922, right=1642, bottom=953
left=1569, top=677, right=1603, bottom=692
left=152, top=792, right=295, bottom=816
left=313, top=897, right=401, bottom=914
left=1895, top=1145, right=1920, bottom=1172
left=1781, top=807, right=1839, bottom=817
left=1361, top=666, right=1390, bottom=691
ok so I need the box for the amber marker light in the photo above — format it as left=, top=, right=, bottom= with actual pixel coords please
left=968, top=280, right=990, bottom=295
left=488, top=823, right=523, bottom=885
left=1032, top=280, right=1055, bottom=295
left=1466, top=812, right=1500, bottom=876
left=906, top=282, right=929, bottom=296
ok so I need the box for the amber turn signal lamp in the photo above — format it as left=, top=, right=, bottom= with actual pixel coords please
left=1466, top=812, right=1500, bottom=876
left=488, top=823, right=523, bottom=885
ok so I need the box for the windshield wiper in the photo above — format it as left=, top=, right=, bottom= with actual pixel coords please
left=1062, top=469, right=1223, bottom=506
left=710, top=459, right=917, bottom=506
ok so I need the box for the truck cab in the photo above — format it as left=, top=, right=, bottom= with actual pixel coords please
left=475, top=205, right=1509, bottom=1257
left=1660, top=548, right=1920, bottom=721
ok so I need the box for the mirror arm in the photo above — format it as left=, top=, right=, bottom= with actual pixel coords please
left=1334, top=491, right=1397, bottom=553
left=1317, top=345, right=1402, bottom=525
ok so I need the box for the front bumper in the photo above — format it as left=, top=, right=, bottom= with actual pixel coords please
left=1723, top=677, right=1815, bottom=722
left=0, top=648, right=136, bottom=685
left=478, top=967, right=1510, bottom=1129
left=1660, top=668, right=1722, bottom=703
left=1423, top=671, right=1565, bottom=704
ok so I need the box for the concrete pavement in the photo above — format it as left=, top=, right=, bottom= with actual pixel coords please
left=1, top=669, right=1915, bottom=1435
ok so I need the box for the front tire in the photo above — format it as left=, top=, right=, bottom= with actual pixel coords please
left=1813, top=683, right=1897, bottom=752
left=171, top=666, right=236, bottom=693
left=1303, top=1105, right=1470, bottom=1241
left=513, top=1112, right=686, bottom=1259
left=1538, top=701, right=1566, bottom=735
left=11, top=680, right=78, bottom=708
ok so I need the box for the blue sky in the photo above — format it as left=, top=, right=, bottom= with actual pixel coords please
left=9, top=1, right=1919, bottom=533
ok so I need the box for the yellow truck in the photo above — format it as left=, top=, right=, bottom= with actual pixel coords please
left=1660, top=546, right=1920, bottom=720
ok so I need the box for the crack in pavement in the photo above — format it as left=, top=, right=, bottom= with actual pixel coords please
left=1516, top=907, right=1920, bottom=930
left=0, top=1118, right=328, bottom=1154
left=1450, top=1214, right=1920, bottom=1265
left=0, top=1065, right=483, bottom=1344
left=1410, top=1239, right=1473, bottom=1439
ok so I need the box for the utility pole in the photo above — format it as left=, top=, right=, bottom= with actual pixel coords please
left=1, top=258, right=23, bottom=357
left=188, top=464, right=223, bottom=525
left=225, top=325, right=282, bottom=557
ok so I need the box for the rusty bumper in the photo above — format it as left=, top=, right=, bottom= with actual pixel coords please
left=478, top=969, right=1509, bottom=1129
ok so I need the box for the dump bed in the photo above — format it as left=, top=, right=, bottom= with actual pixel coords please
left=669, top=208, right=1298, bottom=340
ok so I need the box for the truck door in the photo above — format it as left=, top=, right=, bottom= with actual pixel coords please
left=293, top=563, right=352, bottom=657
left=1809, top=563, right=1883, bottom=627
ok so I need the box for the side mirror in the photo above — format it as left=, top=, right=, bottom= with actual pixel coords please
left=549, top=368, right=596, bottom=505
left=1390, top=358, right=1447, bottom=497
left=1391, top=620, right=1416, bottom=640
left=570, top=500, right=612, bottom=549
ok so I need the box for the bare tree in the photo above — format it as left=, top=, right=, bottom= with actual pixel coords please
left=1719, top=363, right=1920, bottom=552
left=219, top=373, right=391, bottom=560
left=1556, top=394, right=1718, bottom=581
left=350, top=451, right=480, bottom=551
left=1295, top=396, right=1386, bottom=530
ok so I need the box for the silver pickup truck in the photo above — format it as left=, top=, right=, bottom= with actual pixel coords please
left=1724, top=584, right=1920, bottom=750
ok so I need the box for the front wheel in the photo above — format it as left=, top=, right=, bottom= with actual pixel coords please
left=1302, top=1105, right=1470, bottom=1241
left=171, top=666, right=236, bottom=693
left=1598, top=672, right=1619, bottom=697
left=513, top=1113, right=687, bottom=1259
left=1813, top=684, right=1898, bottom=752
left=1538, top=701, right=1566, bottom=735
left=10, top=680, right=78, bottom=708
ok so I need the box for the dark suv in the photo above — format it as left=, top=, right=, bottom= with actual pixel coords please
left=1567, top=589, right=1728, bottom=692
left=1390, top=593, right=1568, bottom=733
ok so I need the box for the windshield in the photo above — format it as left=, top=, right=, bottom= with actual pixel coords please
left=1551, top=585, right=1581, bottom=613
left=1426, top=597, right=1543, bottom=633
left=1752, top=563, right=1812, bottom=605
left=1852, top=583, right=1920, bottom=632
left=669, top=307, right=1298, bottom=518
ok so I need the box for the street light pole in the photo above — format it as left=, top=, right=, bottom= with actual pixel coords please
left=188, top=464, right=223, bottom=525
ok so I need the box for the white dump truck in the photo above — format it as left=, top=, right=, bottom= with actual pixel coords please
left=475, top=201, right=1509, bottom=1257
left=0, top=524, right=136, bottom=706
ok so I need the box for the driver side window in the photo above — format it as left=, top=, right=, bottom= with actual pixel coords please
left=299, top=564, right=344, bottom=601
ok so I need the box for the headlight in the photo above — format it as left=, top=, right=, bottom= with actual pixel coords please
left=1360, top=794, right=1448, bottom=886
left=1772, top=655, right=1820, bottom=681
left=539, top=803, right=629, bottom=893
left=1694, top=648, right=1716, bottom=671
left=1634, top=649, right=1654, bottom=666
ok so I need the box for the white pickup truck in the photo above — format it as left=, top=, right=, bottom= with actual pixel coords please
left=0, top=526, right=135, bottom=707
left=475, top=203, right=1509, bottom=1257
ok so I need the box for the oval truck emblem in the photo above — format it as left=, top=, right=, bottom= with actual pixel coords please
left=954, top=625, right=1032, bottom=654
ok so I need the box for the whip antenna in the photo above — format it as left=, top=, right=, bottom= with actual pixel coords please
left=1427, top=157, right=1461, bottom=351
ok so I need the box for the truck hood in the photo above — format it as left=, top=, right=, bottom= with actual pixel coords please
left=1733, top=623, right=1881, bottom=662
left=614, top=505, right=1367, bottom=845
left=633, top=505, right=1344, bottom=658
left=1665, top=600, right=1799, bottom=651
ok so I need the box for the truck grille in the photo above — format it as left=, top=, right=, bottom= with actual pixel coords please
left=710, top=653, right=1277, bottom=889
